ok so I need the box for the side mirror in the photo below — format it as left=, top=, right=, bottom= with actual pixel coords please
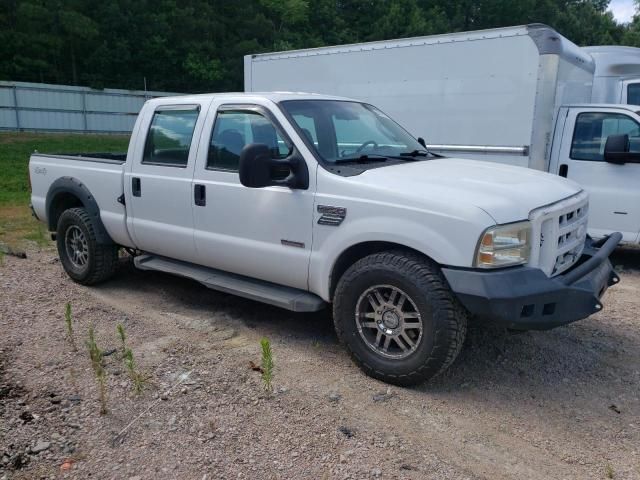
left=417, top=137, right=427, bottom=148
left=604, top=134, right=640, bottom=164
left=239, top=143, right=309, bottom=189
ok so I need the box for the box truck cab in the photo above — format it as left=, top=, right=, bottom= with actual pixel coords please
left=244, top=24, right=640, bottom=245
left=550, top=103, right=640, bottom=243
left=584, top=46, right=640, bottom=104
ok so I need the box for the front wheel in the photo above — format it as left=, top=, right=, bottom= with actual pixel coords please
left=57, top=207, right=118, bottom=285
left=333, top=251, right=468, bottom=386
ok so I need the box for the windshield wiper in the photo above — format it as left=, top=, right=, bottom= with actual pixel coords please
left=333, top=154, right=390, bottom=164
left=399, top=149, right=430, bottom=157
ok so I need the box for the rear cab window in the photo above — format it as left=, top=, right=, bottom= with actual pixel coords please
left=627, top=83, right=640, bottom=105
left=142, top=107, right=200, bottom=167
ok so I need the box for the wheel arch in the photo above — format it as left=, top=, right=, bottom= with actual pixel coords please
left=329, top=241, right=435, bottom=299
left=46, top=177, right=114, bottom=244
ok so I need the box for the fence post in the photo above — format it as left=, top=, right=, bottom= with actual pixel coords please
left=12, top=85, right=20, bottom=130
left=82, top=91, right=88, bottom=131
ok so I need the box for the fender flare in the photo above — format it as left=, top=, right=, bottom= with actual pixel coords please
left=45, top=176, right=114, bottom=244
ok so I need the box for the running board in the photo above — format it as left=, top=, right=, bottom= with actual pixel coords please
left=134, top=254, right=326, bottom=312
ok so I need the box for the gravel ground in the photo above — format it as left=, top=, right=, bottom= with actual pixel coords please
left=1, top=246, right=639, bottom=480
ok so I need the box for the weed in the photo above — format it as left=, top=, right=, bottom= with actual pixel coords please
left=260, top=337, right=274, bottom=395
left=122, top=348, right=147, bottom=394
left=117, top=324, right=147, bottom=394
left=24, top=222, right=48, bottom=246
left=64, top=302, right=77, bottom=351
left=606, top=463, right=615, bottom=479
left=86, top=326, right=107, bottom=414
left=116, top=323, right=126, bottom=353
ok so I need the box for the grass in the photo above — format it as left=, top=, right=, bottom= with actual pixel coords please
left=117, top=323, right=148, bottom=394
left=606, top=463, right=615, bottom=479
left=260, top=337, right=274, bottom=395
left=117, top=323, right=126, bottom=353
left=64, top=302, right=77, bottom=351
left=86, top=325, right=108, bottom=415
left=0, top=132, right=129, bottom=249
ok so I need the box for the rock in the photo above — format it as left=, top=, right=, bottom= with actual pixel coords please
left=19, top=411, right=34, bottom=423
left=31, top=441, right=51, bottom=454
left=328, top=392, right=341, bottom=403
left=372, top=389, right=393, bottom=402
left=370, top=467, right=382, bottom=478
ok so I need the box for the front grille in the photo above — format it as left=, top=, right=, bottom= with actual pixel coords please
left=529, top=191, right=589, bottom=277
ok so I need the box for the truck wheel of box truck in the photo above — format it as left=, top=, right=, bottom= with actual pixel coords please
left=56, top=208, right=119, bottom=285
left=332, top=250, right=468, bottom=386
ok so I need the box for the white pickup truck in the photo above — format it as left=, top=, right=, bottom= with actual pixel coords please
left=29, top=93, right=621, bottom=385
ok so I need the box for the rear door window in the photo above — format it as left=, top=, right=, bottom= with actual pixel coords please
left=142, top=107, right=200, bottom=167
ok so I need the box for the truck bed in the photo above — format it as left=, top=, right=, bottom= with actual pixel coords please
left=29, top=152, right=134, bottom=248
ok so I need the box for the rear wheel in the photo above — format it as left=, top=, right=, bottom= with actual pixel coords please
left=57, top=208, right=118, bottom=285
left=333, top=251, right=468, bottom=386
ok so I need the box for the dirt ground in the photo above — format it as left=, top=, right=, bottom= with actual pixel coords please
left=1, top=245, right=639, bottom=480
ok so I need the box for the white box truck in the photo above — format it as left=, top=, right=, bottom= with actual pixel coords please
left=584, top=46, right=640, bottom=104
left=245, top=24, right=640, bottom=244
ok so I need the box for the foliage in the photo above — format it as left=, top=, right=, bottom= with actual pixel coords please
left=122, top=348, right=146, bottom=394
left=65, top=302, right=77, bottom=351
left=86, top=325, right=108, bottom=414
left=0, top=1, right=634, bottom=93
left=116, top=323, right=126, bottom=353
left=260, top=337, right=274, bottom=394
left=116, top=323, right=147, bottom=394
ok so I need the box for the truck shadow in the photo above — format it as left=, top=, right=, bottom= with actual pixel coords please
left=100, top=256, right=639, bottom=400
left=610, top=244, right=640, bottom=272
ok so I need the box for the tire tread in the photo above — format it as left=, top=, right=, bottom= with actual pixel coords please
left=57, top=207, right=118, bottom=285
left=333, top=250, right=467, bottom=386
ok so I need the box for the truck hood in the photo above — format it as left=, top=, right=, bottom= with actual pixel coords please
left=357, top=158, right=582, bottom=224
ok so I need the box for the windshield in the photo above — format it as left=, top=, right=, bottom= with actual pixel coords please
left=279, top=100, right=425, bottom=163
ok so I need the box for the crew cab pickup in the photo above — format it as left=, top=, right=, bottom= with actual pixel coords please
left=29, top=93, right=621, bottom=385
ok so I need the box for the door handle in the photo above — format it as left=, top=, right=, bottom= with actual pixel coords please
left=194, top=184, right=206, bottom=206
left=559, top=164, right=568, bottom=178
left=132, top=177, right=141, bottom=197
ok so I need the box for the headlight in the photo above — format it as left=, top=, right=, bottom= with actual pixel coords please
left=475, top=221, right=531, bottom=268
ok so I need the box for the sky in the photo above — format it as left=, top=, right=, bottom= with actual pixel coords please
left=609, top=0, right=636, bottom=24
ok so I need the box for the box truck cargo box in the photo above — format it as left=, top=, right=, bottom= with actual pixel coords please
left=245, top=25, right=640, bottom=245
left=584, top=46, right=640, bottom=104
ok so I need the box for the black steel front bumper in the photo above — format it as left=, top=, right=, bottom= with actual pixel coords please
left=441, top=233, right=622, bottom=330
